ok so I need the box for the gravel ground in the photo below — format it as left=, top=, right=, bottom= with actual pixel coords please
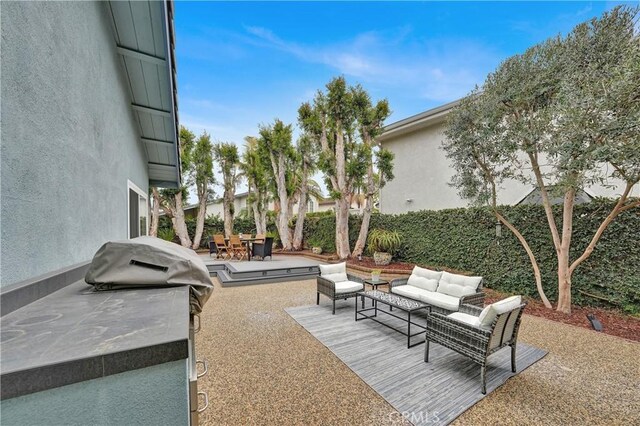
left=196, top=277, right=640, bottom=426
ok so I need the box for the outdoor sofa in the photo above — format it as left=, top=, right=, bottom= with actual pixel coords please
left=389, top=266, right=485, bottom=314
left=316, top=262, right=364, bottom=314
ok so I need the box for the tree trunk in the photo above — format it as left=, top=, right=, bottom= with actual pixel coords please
left=150, top=187, right=160, bottom=237
left=569, top=181, right=639, bottom=276
left=172, top=191, right=192, bottom=247
left=293, top=183, right=308, bottom=250
left=352, top=194, right=372, bottom=258
left=352, top=157, right=375, bottom=258
left=192, top=190, right=208, bottom=249
left=335, top=197, right=351, bottom=259
left=556, top=189, right=576, bottom=314
left=251, top=198, right=267, bottom=236
left=223, top=193, right=234, bottom=237
left=271, top=154, right=292, bottom=250
left=495, top=211, right=552, bottom=308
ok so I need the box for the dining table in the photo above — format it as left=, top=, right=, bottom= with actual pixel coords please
left=224, top=237, right=261, bottom=261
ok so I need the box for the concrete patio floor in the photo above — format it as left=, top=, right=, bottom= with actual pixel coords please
left=195, top=276, right=640, bottom=425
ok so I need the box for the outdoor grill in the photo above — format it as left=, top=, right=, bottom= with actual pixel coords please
left=85, top=236, right=214, bottom=424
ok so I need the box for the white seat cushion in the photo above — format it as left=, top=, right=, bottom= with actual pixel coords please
left=334, top=280, right=363, bottom=294
left=478, top=295, right=522, bottom=327
left=448, top=312, right=481, bottom=328
left=436, top=271, right=482, bottom=298
left=319, top=262, right=348, bottom=283
left=421, top=291, right=461, bottom=312
left=407, top=266, right=441, bottom=292
left=392, top=284, right=426, bottom=300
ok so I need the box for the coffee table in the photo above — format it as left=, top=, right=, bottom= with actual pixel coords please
left=355, top=290, right=431, bottom=348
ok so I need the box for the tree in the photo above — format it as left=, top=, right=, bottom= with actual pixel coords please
left=444, top=6, right=640, bottom=313
left=190, top=132, right=215, bottom=249
left=258, top=119, right=297, bottom=250
left=149, top=187, right=160, bottom=237
left=241, top=136, right=270, bottom=235
left=159, top=126, right=196, bottom=247
left=299, top=76, right=392, bottom=259
left=291, top=134, right=319, bottom=250
left=351, top=84, right=394, bottom=258
left=213, top=142, right=241, bottom=237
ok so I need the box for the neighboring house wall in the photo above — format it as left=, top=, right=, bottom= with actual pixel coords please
left=204, top=195, right=320, bottom=218
left=204, top=194, right=248, bottom=218
left=1, top=2, right=149, bottom=287
left=380, top=113, right=639, bottom=214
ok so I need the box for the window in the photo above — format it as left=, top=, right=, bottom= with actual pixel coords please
left=307, top=199, right=314, bottom=213
left=128, top=181, right=148, bottom=238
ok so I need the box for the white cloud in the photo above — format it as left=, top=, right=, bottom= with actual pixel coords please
left=242, top=26, right=500, bottom=102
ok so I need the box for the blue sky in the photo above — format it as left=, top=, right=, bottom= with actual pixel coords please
left=174, top=1, right=630, bottom=147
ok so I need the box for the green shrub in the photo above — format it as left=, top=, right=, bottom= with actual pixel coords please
left=367, top=199, right=639, bottom=313
left=157, top=227, right=175, bottom=242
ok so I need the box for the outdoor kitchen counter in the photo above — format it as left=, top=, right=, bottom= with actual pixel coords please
left=0, top=280, right=191, bottom=399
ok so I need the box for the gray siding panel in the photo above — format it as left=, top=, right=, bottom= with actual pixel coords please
left=129, top=1, right=156, bottom=56
left=109, top=1, right=137, bottom=48
left=123, top=57, right=149, bottom=104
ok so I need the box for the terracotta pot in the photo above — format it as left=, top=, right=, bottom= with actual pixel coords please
left=373, top=252, right=392, bottom=266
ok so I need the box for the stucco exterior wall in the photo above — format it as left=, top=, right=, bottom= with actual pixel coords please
left=380, top=120, right=639, bottom=214
left=0, top=360, right=189, bottom=425
left=1, top=2, right=148, bottom=286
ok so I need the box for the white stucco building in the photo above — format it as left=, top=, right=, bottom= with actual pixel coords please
left=378, top=100, right=639, bottom=214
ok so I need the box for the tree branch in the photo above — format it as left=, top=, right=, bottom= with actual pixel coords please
left=569, top=181, right=637, bottom=275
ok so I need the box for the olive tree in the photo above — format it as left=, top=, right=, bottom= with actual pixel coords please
left=444, top=6, right=640, bottom=313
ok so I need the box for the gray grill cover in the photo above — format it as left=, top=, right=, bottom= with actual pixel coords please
left=85, top=236, right=213, bottom=314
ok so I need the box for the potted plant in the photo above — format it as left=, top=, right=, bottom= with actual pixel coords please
left=307, top=238, right=323, bottom=255
left=367, top=229, right=401, bottom=266
left=371, top=269, right=382, bottom=282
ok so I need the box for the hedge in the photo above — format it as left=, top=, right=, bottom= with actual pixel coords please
left=303, top=200, right=640, bottom=313
left=158, top=216, right=276, bottom=248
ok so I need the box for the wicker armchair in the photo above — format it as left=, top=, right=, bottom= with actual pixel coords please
left=424, top=301, right=527, bottom=394
left=317, top=272, right=364, bottom=315
left=252, top=237, right=273, bottom=260
left=389, top=277, right=485, bottom=314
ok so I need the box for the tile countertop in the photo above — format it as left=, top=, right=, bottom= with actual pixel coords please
left=0, top=281, right=191, bottom=399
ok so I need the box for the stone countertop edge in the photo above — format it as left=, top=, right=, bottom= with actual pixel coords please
left=0, top=281, right=192, bottom=400
left=0, top=338, right=189, bottom=400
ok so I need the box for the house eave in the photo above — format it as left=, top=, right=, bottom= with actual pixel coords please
left=108, top=0, right=181, bottom=188
left=378, top=99, right=461, bottom=143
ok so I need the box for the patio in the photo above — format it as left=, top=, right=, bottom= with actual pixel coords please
left=195, top=273, right=640, bottom=425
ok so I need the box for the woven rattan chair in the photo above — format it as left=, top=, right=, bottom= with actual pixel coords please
left=252, top=237, right=273, bottom=260
left=424, top=300, right=527, bottom=394
left=316, top=263, right=364, bottom=314
left=213, top=234, right=230, bottom=260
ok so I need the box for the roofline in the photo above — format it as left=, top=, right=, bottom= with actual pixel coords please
left=163, top=0, right=181, bottom=187
left=378, top=99, right=461, bottom=143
